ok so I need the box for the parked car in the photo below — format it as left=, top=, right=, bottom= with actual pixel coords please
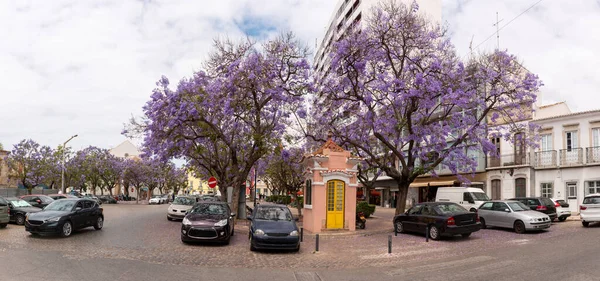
left=248, top=204, right=300, bottom=252
left=149, top=195, right=165, bottom=205
left=435, top=187, right=490, bottom=212
left=20, top=195, right=54, bottom=209
left=98, top=195, right=117, bottom=204
left=48, top=194, right=79, bottom=201
left=25, top=198, right=104, bottom=237
left=82, top=194, right=103, bottom=205
left=580, top=194, right=600, bottom=227
left=507, top=197, right=557, bottom=221
left=393, top=202, right=481, bottom=240
left=550, top=198, right=571, bottom=222
left=181, top=201, right=235, bottom=244
left=161, top=194, right=171, bottom=203
left=0, top=197, right=9, bottom=228
left=477, top=200, right=551, bottom=233
left=199, top=195, right=220, bottom=202
left=167, top=196, right=196, bottom=221
left=4, top=197, right=42, bottom=225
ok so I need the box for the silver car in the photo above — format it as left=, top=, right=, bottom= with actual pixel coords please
left=477, top=200, right=551, bottom=233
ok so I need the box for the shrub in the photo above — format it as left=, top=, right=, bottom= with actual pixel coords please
left=357, top=201, right=376, bottom=218
left=266, top=195, right=292, bottom=205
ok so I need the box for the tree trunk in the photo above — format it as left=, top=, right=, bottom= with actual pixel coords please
left=292, top=193, right=302, bottom=218
left=364, top=186, right=371, bottom=203
left=230, top=186, right=240, bottom=218
left=108, top=186, right=113, bottom=196
left=394, top=182, right=409, bottom=215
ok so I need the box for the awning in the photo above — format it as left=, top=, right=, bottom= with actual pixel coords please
left=410, top=180, right=458, bottom=188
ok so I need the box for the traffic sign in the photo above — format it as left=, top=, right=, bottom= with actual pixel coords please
left=208, top=177, right=217, bottom=188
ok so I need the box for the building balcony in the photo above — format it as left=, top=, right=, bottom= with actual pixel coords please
left=560, top=148, right=583, bottom=166
left=534, top=150, right=557, bottom=168
left=487, top=153, right=529, bottom=168
left=586, top=147, right=600, bottom=164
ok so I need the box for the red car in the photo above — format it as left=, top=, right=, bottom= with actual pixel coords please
left=20, top=195, right=54, bottom=209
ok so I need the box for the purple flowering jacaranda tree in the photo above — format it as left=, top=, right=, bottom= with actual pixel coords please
left=137, top=33, right=311, bottom=215
left=98, top=152, right=124, bottom=196
left=261, top=146, right=306, bottom=216
left=6, top=139, right=60, bottom=194
left=309, top=1, right=543, bottom=215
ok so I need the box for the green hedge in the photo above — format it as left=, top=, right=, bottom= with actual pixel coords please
left=266, top=195, right=292, bottom=205
left=357, top=201, right=377, bottom=218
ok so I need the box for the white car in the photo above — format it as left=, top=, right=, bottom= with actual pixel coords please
left=550, top=198, right=571, bottom=222
left=580, top=194, right=600, bottom=227
left=149, top=195, right=164, bottom=205
left=167, top=196, right=196, bottom=221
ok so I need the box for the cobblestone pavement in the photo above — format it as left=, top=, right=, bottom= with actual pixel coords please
left=0, top=204, right=589, bottom=270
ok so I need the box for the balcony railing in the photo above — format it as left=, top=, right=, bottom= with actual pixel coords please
left=560, top=148, right=583, bottom=166
left=587, top=147, right=600, bottom=164
left=487, top=153, right=529, bottom=168
left=535, top=151, right=557, bottom=168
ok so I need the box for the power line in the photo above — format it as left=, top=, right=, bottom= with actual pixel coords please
left=472, top=0, right=544, bottom=51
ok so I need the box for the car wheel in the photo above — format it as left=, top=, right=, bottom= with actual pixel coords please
left=582, top=221, right=590, bottom=227
left=558, top=217, right=567, bottom=222
left=94, top=217, right=104, bottom=230
left=15, top=214, right=25, bottom=225
left=394, top=221, right=404, bottom=233
left=0, top=223, right=7, bottom=228
left=429, top=225, right=440, bottom=240
left=461, top=233, right=472, bottom=238
left=514, top=220, right=526, bottom=234
left=479, top=218, right=487, bottom=229
left=61, top=221, right=73, bottom=237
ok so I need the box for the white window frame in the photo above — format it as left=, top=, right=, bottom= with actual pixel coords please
left=540, top=134, right=552, bottom=151
left=566, top=131, right=578, bottom=151
left=541, top=182, right=553, bottom=198
left=592, top=128, right=600, bottom=147
left=567, top=182, right=577, bottom=199
left=586, top=181, right=600, bottom=196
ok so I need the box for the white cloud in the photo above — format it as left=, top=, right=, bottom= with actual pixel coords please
left=1, top=0, right=598, bottom=151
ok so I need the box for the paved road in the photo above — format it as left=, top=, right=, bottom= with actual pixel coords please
left=0, top=204, right=598, bottom=280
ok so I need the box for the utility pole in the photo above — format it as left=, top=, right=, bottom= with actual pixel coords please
left=61, top=134, right=78, bottom=194
left=493, top=12, right=503, bottom=50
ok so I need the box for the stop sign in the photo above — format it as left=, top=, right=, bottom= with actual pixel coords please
left=208, top=177, right=217, bottom=188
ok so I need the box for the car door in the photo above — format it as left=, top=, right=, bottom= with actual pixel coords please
left=71, top=201, right=87, bottom=229
left=0, top=197, right=9, bottom=224
left=82, top=201, right=95, bottom=226
left=415, top=205, right=436, bottom=234
left=492, top=202, right=512, bottom=228
left=24, top=196, right=40, bottom=208
left=403, top=206, right=422, bottom=232
left=478, top=202, right=494, bottom=225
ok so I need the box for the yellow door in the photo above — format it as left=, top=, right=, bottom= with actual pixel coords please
left=326, top=180, right=345, bottom=229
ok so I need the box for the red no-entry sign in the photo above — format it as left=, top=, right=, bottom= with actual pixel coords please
left=208, top=177, right=217, bottom=188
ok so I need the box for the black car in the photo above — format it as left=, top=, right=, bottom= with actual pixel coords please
left=20, top=195, right=54, bottom=208
left=508, top=197, right=557, bottom=221
left=25, top=199, right=104, bottom=237
left=248, top=204, right=300, bottom=252
left=393, top=202, right=481, bottom=240
left=3, top=197, right=42, bottom=225
left=181, top=202, right=235, bottom=244
left=98, top=195, right=117, bottom=204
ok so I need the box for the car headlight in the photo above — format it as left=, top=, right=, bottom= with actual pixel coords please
left=214, top=219, right=228, bottom=227
left=182, top=217, right=192, bottom=226
left=530, top=218, right=539, bottom=223
left=290, top=230, right=299, bottom=237
left=46, top=217, right=60, bottom=223
left=254, top=229, right=265, bottom=236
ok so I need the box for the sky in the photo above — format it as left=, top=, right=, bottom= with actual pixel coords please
left=1, top=0, right=599, bottom=152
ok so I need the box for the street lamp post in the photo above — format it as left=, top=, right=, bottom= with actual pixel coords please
left=61, top=134, right=78, bottom=194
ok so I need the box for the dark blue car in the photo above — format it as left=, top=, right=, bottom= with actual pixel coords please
left=248, top=204, right=300, bottom=252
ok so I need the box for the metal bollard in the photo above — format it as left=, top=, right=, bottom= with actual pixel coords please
left=388, top=235, right=392, bottom=254
left=394, top=224, right=397, bottom=236
left=425, top=226, right=429, bottom=242
left=300, top=228, right=304, bottom=242
left=315, top=234, right=320, bottom=252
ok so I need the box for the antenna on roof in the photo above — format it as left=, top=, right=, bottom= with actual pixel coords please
left=493, top=12, right=504, bottom=50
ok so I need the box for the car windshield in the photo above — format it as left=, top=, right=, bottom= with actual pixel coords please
left=190, top=204, right=227, bottom=215
left=507, top=202, right=530, bottom=211
left=471, top=192, right=490, bottom=201
left=173, top=197, right=195, bottom=205
left=40, top=196, right=54, bottom=203
left=44, top=200, right=76, bottom=211
left=9, top=199, right=32, bottom=208
left=541, top=198, right=554, bottom=206
left=435, top=203, right=467, bottom=214
left=254, top=206, right=292, bottom=221
left=583, top=196, right=600, bottom=204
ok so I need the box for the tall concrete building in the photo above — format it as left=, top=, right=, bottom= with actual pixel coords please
left=313, top=0, right=442, bottom=73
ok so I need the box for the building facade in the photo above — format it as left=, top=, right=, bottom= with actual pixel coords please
left=531, top=109, right=600, bottom=213
left=313, top=0, right=441, bottom=74
left=0, top=149, right=17, bottom=188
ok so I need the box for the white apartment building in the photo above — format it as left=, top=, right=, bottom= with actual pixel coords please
left=313, top=0, right=442, bottom=73
left=532, top=109, right=600, bottom=213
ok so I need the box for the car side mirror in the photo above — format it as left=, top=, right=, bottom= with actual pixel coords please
left=230, top=212, right=236, bottom=217
left=504, top=208, right=510, bottom=212
left=469, top=200, right=475, bottom=204
left=75, top=207, right=82, bottom=211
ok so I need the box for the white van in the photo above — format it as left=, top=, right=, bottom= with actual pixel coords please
left=435, top=187, right=490, bottom=212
